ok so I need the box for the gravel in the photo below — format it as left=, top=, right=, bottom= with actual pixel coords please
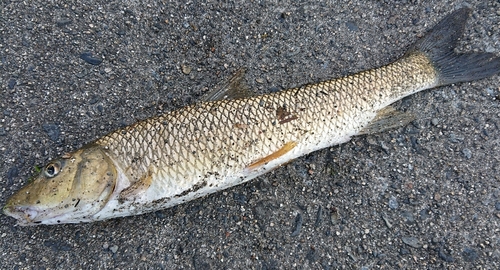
left=1, top=0, right=499, bottom=268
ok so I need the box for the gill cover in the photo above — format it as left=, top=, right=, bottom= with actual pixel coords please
left=3, top=145, right=116, bottom=225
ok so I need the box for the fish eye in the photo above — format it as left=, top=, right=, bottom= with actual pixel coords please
left=44, top=162, right=61, bottom=178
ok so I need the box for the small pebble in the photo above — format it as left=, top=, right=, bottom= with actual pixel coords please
left=402, top=236, right=421, bottom=248
left=291, top=213, right=302, bottom=237
left=381, top=214, right=392, bottom=228
left=419, top=208, right=431, bottom=220
left=346, top=21, right=358, bottom=31
left=330, top=207, right=340, bottom=224
left=380, top=142, right=390, bottom=152
left=269, top=86, right=280, bottom=92
left=42, top=123, right=60, bottom=142
left=80, top=52, right=103, bottom=65
left=314, top=206, right=323, bottom=227
left=56, top=18, right=72, bottom=27
left=155, top=211, right=166, bottom=219
left=448, top=133, right=462, bottom=143
left=8, top=79, right=17, bottom=89
left=181, top=65, right=192, bottom=75
left=462, top=148, right=472, bottom=159
left=7, top=166, right=19, bottom=182
left=388, top=196, right=398, bottom=209
left=110, top=245, right=118, bottom=253
left=462, top=247, right=478, bottom=262
left=345, top=246, right=357, bottom=261
left=400, top=248, right=410, bottom=255
left=431, top=118, right=439, bottom=126
left=495, top=201, right=500, bottom=211
left=486, top=87, right=495, bottom=95
left=75, top=69, right=88, bottom=78
left=233, top=193, right=247, bottom=205
left=438, top=247, right=455, bottom=262
left=401, top=211, right=414, bottom=223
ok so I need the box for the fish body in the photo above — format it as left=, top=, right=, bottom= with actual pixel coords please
left=4, top=8, right=500, bottom=225
left=91, top=52, right=436, bottom=220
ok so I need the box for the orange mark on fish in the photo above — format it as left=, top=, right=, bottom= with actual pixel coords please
left=247, top=141, right=298, bottom=170
left=234, top=123, right=248, bottom=129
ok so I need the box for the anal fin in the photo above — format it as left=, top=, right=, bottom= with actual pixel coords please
left=359, top=106, right=416, bottom=135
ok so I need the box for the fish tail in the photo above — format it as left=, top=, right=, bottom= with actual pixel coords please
left=410, top=8, right=500, bottom=85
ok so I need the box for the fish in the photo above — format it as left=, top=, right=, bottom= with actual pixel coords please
left=3, top=8, right=500, bottom=226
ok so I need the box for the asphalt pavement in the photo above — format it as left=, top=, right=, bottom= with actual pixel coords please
left=1, top=0, right=499, bottom=269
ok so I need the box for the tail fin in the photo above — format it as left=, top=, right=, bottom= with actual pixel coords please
left=409, top=8, right=500, bottom=85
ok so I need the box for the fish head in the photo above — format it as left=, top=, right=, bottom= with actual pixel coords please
left=3, top=145, right=117, bottom=225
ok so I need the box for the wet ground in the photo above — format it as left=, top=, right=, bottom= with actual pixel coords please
left=1, top=0, right=499, bottom=269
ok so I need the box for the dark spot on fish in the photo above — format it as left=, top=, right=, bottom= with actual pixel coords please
left=152, top=197, right=172, bottom=204
left=175, top=180, right=207, bottom=197
left=276, top=106, right=298, bottom=124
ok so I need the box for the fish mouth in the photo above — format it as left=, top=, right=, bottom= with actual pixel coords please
left=3, top=204, right=89, bottom=226
left=3, top=205, right=42, bottom=226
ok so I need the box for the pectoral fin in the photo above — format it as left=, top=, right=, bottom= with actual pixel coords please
left=119, top=169, right=153, bottom=201
left=359, top=106, right=416, bottom=135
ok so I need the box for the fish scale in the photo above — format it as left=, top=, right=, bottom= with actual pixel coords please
left=4, top=8, right=500, bottom=225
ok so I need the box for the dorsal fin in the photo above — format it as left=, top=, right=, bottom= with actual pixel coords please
left=201, top=68, right=253, bottom=102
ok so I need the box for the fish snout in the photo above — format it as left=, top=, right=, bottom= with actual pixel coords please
left=3, top=204, right=39, bottom=225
